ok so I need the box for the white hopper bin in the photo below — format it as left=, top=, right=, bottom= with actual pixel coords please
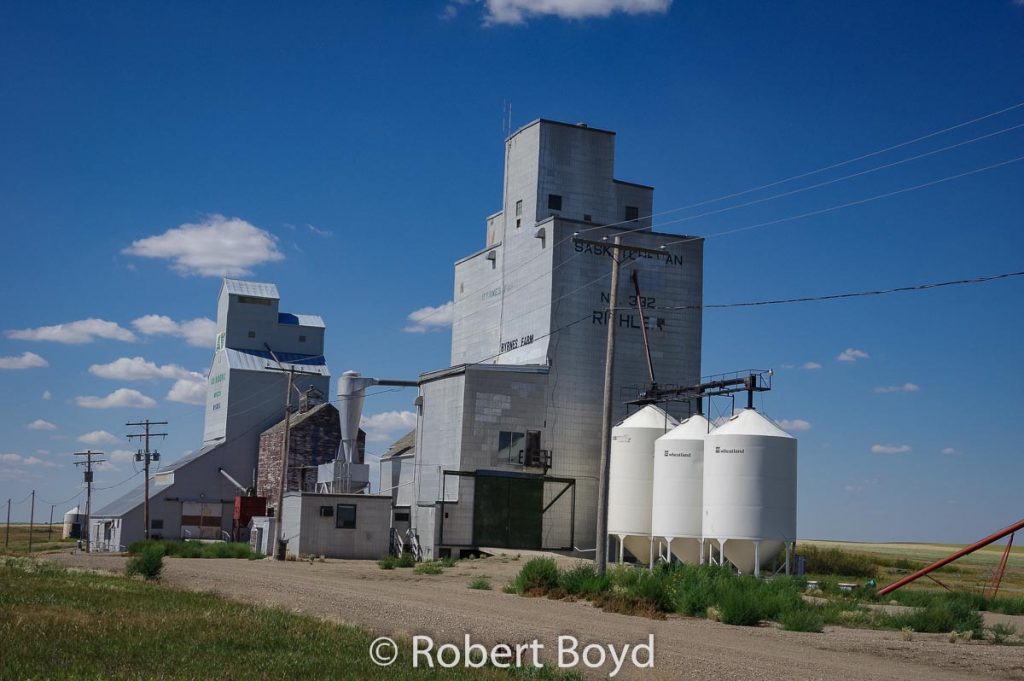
left=652, top=414, right=712, bottom=565
left=703, top=408, right=797, bottom=575
left=607, top=405, right=678, bottom=565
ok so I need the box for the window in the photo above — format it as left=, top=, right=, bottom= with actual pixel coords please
left=583, top=214, right=592, bottom=222
left=319, top=505, right=334, bottom=517
left=515, top=218, right=521, bottom=229
left=247, top=330, right=256, bottom=338
left=238, top=295, right=272, bottom=305
left=548, top=194, right=562, bottom=211
left=335, top=504, right=357, bottom=529
left=151, top=519, right=163, bottom=530
left=394, top=510, right=410, bottom=523
left=515, top=199, right=523, bottom=216
left=299, top=335, right=306, bottom=342
left=625, top=206, right=639, bottom=222
left=498, top=431, right=525, bottom=463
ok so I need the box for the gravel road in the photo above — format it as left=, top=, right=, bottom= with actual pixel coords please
left=46, top=551, right=1024, bottom=680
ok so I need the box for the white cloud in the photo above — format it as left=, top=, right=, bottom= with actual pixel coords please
left=307, top=224, right=333, bottom=237
left=122, top=214, right=284, bottom=277
left=75, top=388, right=157, bottom=409
left=871, top=444, right=911, bottom=455
left=131, top=315, right=217, bottom=348
left=42, top=390, right=52, bottom=400
left=837, top=348, right=869, bottom=363
left=27, top=419, right=57, bottom=431
left=6, top=319, right=136, bottom=345
left=874, top=383, right=920, bottom=394
left=941, top=447, right=958, bottom=455
left=360, top=410, right=417, bottom=442
left=801, top=361, right=822, bottom=370
left=77, top=430, right=122, bottom=445
left=843, top=484, right=864, bottom=493
left=777, top=418, right=811, bottom=432
left=457, top=0, right=672, bottom=25
left=89, top=356, right=194, bottom=381
left=0, top=351, right=49, bottom=369
left=94, top=461, right=119, bottom=472
left=0, top=452, right=58, bottom=468
left=22, top=456, right=58, bottom=468
left=109, top=449, right=136, bottom=463
left=403, top=301, right=454, bottom=333
left=167, top=374, right=207, bottom=405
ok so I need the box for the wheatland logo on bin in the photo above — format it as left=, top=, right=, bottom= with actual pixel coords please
left=369, top=634, right=655, bottom=678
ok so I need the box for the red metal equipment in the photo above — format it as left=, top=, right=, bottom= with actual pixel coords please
left=876, top=518, right=1024, bottom=596
left=986, top=532, right=1015, bottom=599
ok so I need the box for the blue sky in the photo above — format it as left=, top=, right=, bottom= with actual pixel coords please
left=1, top=1, right=1021, bottom=543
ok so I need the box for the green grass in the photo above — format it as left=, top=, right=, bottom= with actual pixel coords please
left=778, top=607, right=825, bottom=633
left=798, top=545, right=877, bottom=578
left=125, top=545, right=164, bottom=580
left=468, top=577, right=492, bottom=590
left=0, top=557, right=575, bottom=680
left=0, top=524, right=74, bottom=555
left=508, top=558, right=560, bottom=595
left=877, top=595, right=984, bottom=637
left=378, top=554, right=398, bottom=570
left=414, top=561, right=444, bottom=575
left=397, top=553, right=417, bottom=568
left=127, top=539, right=261, bottom=560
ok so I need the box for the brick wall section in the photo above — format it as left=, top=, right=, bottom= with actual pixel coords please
left=257, top=403, right=342, bottom=510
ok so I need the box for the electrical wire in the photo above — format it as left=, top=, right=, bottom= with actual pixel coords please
left=404, top=99, right=1024, bottom=329
left=657, top=154, right=1024, bottom=248
left=648, top=270, right=1024, bottom=311
left=415, top=145, right=1024, bottom=348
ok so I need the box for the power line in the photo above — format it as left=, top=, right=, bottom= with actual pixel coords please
left=404, top=99, right=1024, bottom=330
left=649, top=270, right=1024, bottom=311
left=658, top=154, right=1024, bottom=248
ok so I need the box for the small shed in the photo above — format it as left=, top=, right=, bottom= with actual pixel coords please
left=280, top=492, right=391, bottom=559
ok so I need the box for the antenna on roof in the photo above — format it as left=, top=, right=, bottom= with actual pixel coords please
left=502, top=99, right=512, bottom=140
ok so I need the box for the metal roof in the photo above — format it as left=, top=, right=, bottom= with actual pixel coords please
left=91, top=444, right=222, bottom=517
left=277, top=312, right=326, bottom=328
left=380, top=429, right=416, bottom=460
left=223, top=279, right=280, bottom=299
left=225, top=348, right=330, bottom=376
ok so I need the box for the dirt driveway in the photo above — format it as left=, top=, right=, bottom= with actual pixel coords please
left=47, top=551, right=1024, bottom=681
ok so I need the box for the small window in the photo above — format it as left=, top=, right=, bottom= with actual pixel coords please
left=299, top=335, right=306, bottom=342
left=515, top=199, right=523, bottom=216
left=237, top=296, right=272, bottom=306
left=319, top=505, right=334, bottom=517
left=583, top=214, right=592, bottom=222
left=151, top=519, right=164, bottom=530
left=336, top=504, right=357, bottom=529
left=548, top=194, right=562, bottom=211
left=248, top=330, right=256, bottom=338
left=515, top=218, right=521, bottom=229
left=498, top=431, right=525, bottom=463
left=625, top=206, right=639, bottom=222
left=394, top=510, right=410, bottom=522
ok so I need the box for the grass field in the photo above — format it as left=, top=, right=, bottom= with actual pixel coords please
left=800, top=539, right=1024, bottom=595
left=0, top=558, right=575, bottom=680
left=1, top=524, right=74, bottom=555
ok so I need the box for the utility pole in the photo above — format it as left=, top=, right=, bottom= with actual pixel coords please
left=28, top=490, right=35, bottom=553
left=74, top=451, right=106, bottom=553
left=4, top=499, right=9, bottom=549
left=126, top=420, right=168, bottom=541
left=264, top=343, right=320, bottom=561
left=48, top=504, right=54, bottom=541
left=594, top=235, right=622, bottom=575
left=272, top=366, right=295, bottom=560
left=572, top=235, right=673, bottom=575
